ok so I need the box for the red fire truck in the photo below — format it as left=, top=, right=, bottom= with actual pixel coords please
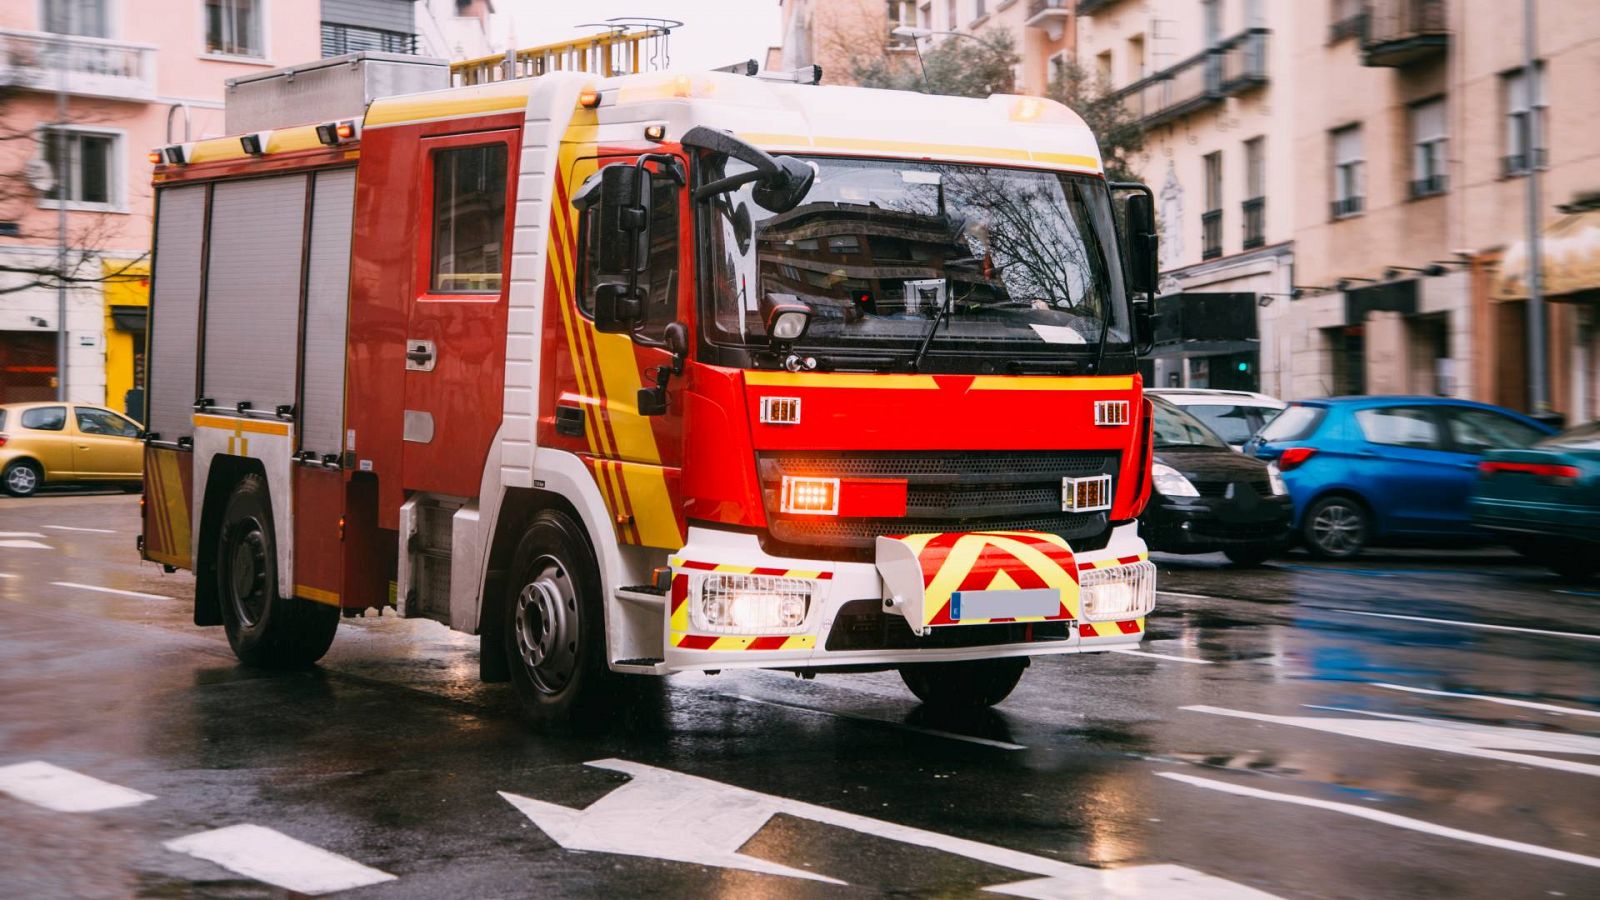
left=139, top=36, right=1161, bottom=725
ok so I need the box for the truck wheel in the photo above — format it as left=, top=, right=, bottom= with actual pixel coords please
left=1303, top=496, right=1368, bottom=560
left=503, top=510, right=617, bottom=727
left=899, top=657, right=1028, bottom=710
left=216, top=474, right=338, bottom=667
left=3, top=460, right=42, bottom=497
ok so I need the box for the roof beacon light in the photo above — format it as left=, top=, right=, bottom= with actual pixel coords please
left=644, top=123, right=666, bottom=142
left=239, top=131, right=271, bottom=156
left=147, top=149, right=163, bottom=165
left=163, top=145, right=190, bottom=166
left=316, top=120, right=359, bottom=145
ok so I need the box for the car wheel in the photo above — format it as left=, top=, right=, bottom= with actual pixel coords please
left=1223, top=546, right=1273, bottom=567
left=2, top=460, right=42, bottom=497
left=216, top=474, right=338, bottom=667
left=1303, top=496, right=1369, bottom=560
left=899, top=657, right=1028, bottom=710
left=502, top=510, right=620, bottom=728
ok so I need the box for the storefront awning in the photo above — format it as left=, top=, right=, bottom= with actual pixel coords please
left=1492, top=208, right=1600, bottom=302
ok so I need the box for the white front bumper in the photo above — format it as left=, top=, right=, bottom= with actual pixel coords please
left=662, top=522, right=1153, bottom=672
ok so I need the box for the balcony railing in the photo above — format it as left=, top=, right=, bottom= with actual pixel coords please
left=321, top=23, right=419, bottom=58
left=0, top=29, right=157, bottom=102
left=1201, top=210, right=1222, bottom=259
left=1408, top=173, right=1447, bottom=199
left=1026, top=0, right=1071, bottom=31
left=1114, top=29, right=1269, bottom=130
left=1362, top=0, right=1448, bottom=67
left=1331, top=196, right=1365, bottom=219
left=1242, top=197, right=1265, bottom=249
left=1074, top=0, right=1120, bottom=15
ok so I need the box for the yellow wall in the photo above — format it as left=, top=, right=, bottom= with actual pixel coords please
left=101, top=259, right=150, bottom=420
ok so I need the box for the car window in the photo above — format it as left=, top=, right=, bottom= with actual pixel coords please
left=1355, top=406, right=1443, bottom=449
left=0, top=409, right=6, bottom=430
left=1445, top=408, right=1546, bottom=453
left=75, top=407, right=140, bottom=438
left=1183, top=404, right=1256, bottom=445
left=19, top=406, right=66, bottom=431
left=1258, top=405, right=1325, bottom=442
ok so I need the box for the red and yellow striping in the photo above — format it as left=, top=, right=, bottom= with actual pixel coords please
left=667, top=558, right=831, bottom=651
left=1078, top=618, right=1145, bottom=638
left=891, top=530, right=1082, bottom=628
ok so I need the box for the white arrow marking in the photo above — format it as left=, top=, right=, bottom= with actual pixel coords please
left=0, top=761, right=154, bottom=812
left=1161, top=772, right=1600, bottom=870
left=164, top=824, right=396, bottom=895
left=52, top=582, right=172, bottom=601
left=0, top=540, right=51, bottom=550
left=1329, top=608, right=1600, bottom=641
left=1372, top=682, right=1600, bottom=719
left=503, top=759, right=1278, bottom=896
left=44, top=525, right=116, bottom=534
left=1184, top=705, right=1600, bottom=777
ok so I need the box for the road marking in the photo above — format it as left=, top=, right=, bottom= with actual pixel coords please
left=1161, top=771, right=1600, bottom=870
left=0, top=761, right=155, bottom=812
left=0, top=573, right=15, bottom=579
left=1373, top=682, right=1600, bottom=719
left=0, top=532, right=46, bottom=538
left=164, top=824, right=396, bottom=896
left=0, top=540, right=51, bottom=550
left=1157, top=590, right=1227, bottom=601
left=1329, top=608, right=1600, bottom=641
left=504, top=759, right=1278, bottom=895
left=1185, top=705, right=1600, bottom=777
left=51, top=582, right=172, bottom=601
left=731, top=693, right=1026, bottom=750
left=44, top=525, right=116, bottom=534
left=1108, top=648, right=1214, bottom=665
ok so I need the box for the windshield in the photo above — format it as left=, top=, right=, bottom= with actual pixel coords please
left=1153, top=400, right=1229, bottom=449
left=1183, top=403, right=1266, bottom=445
left=703, top=156, right=1129, bottom=368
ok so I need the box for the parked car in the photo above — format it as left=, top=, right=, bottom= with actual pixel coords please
left=1470, top=422, right=1600, bottom=579
left=0, top=402, right=144, bottom=497
left=1139, top=397, right=1294, bottom=566
left=1244, top=397, right=1556, bottom=559
left=1148, top=388, right=1286, bottom=450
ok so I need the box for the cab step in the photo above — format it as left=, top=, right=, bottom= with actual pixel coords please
left=615, top=585, right=667, bottom=609
left=611, top=657, right=668, bottom=675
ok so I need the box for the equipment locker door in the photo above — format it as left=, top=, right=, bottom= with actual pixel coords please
left=401, top=130, right=518, bottom=497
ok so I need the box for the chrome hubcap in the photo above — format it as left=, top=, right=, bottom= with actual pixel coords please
left=1312, top=504, right=1363, bottom=554
left=514, top=556, right=579, bottom=695
left=7, top=467, right=36, bottom=493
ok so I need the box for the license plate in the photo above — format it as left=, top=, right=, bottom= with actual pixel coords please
left=950, top=588, right=1060, bottom=622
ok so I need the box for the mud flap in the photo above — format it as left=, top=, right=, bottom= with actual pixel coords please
left=876, top=531, right=1081, bottom=631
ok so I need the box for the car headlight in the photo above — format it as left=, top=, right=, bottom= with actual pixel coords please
left=1152, top=463, right=1199, bottom=498
left=690, top=573, right=813, bottom=635
left=1267, top=462, right=1288, bottom=496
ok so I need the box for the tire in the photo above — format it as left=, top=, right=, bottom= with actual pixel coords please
left=2, top=460, right=42, bottom=497
left=216, top=474, right=338, bottom=667
left=1223, top=546, right=1273, bottom=567
left=1303, top=495, right=1369, bottom=560
left=899, top=657, right=1029, bottom=710
left=502, top=510, right=619, bottom=727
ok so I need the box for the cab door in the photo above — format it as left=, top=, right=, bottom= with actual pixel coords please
left=548, top=153, right=687, bottom=549
left=70, top=407, right=143, bottom=480
left=400, top=130, right=518, bottom=497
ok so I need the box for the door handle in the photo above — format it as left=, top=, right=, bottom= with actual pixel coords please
left=405, top=339, right=436, bottom=372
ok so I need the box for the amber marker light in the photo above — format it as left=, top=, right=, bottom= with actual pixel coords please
left=147, top=149, right=163, bottom=164
left=780, top=476, right=840, bottom=516
left=644, top=124, right=665, bottom=141
left=579, top=89, right=601, bottom=108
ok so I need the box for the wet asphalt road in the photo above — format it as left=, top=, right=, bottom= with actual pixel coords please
left=0, top=493, right=1596, bottom=899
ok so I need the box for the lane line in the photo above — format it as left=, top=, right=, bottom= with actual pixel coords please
left=51, top=582, right=172, bottom=601
left=0, top=532, right=46, bottom=538
left=1372, top=682, right=1600, bottom=719
left=1107, top=648, right=1214, bottom=665
left=1160, top=771, right=1600, bottom=870
left=0, top=540, right=51, bottom=550
left=44, top=525, right=117, bottom=534
left=730, top=694, right=1026, bottom=750
left=1329, top=608, right=1600, bottom=642
left=164, top=824, right=397, bottom=895
left=0, top=573, right=15, bottom=579
left=0, top=761, right=155, bottom=812
left=1157, top=590, right=1228, bottom=601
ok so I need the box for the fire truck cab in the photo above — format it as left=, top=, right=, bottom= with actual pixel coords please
left=140, top=40, right=1161, bottom=725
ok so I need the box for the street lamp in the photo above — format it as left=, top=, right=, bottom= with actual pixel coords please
left=888, top=25, right=987, bottom=92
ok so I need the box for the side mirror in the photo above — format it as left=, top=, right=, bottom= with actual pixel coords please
left=593, top=282, right=641, bottom=334
left=589, top=164, right=654, bottom=333
left=683, top=126, right=814, bottom=214
left=1125, top=191, right=1158, bottom=296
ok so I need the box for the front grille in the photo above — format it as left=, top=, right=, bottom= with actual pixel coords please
left=1193, top=478, right=1272, bottom=498
left=759, top=450, right=1119, bottom=552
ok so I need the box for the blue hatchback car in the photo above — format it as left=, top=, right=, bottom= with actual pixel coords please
left=1243, top=397, right=1555, bottom=558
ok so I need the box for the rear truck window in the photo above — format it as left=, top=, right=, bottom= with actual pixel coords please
left=1258, top=405, right=1324, bottom=443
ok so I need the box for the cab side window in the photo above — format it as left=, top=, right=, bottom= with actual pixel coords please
left=578, top=165, right=680, bottom=341
left=20, top=406, right=66, bottom=431
left=430, top=144, right=508, bottom=294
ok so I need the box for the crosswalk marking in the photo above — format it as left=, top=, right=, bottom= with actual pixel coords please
left=0, top=761, right=155, bottom=812
left=52, top=582, right=172, bottom=601
left=0, top=540, right=51, bottom=550
left=165, top=824, right=396, bottom=896
left=1161, top=771, right=1600, bottom=870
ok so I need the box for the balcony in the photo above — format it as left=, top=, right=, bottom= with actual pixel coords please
left=1114, top=29, right=1269, bottom=129
left=1408, top=173, right=1447, bottom=199
left=1202, top=210, right=1222, bottom=259
left=0, top=29, right=157, bottom=103
left=1242, top=197, right=1265, bottom=249
left=1074, top=0, right=1121, bottom=15
left=1025, top=0, right=1071, bottom=40
left=1362, top=0, right=1448, bottom=67
left=1331, top=196, right=1365, bottom=219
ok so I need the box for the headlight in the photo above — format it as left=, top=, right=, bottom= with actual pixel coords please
left=691, top=573, right=813, bottom=634
left=1152, top=463, right=1199, bottom=498
left=1267, top=462, right=1287, bottom=496
left=1080, top=561, right=1156, bottom=621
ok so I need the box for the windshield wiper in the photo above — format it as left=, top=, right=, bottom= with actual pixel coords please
left=909, top=307, right=949, bottom=373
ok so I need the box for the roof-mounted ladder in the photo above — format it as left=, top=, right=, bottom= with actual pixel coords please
left=449, top=22, right=677, bottom=87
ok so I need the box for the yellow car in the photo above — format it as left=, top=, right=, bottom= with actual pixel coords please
left=0, top=402, right=144, bottom=497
